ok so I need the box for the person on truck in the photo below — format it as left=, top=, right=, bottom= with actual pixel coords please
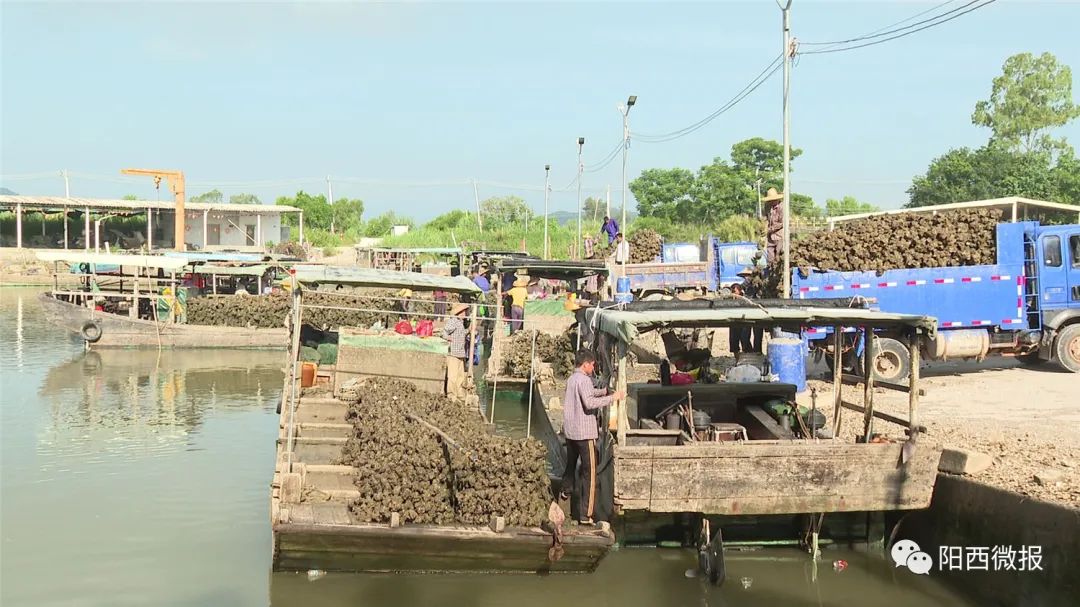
left=613, top=232, right=630, bottom=266
left=600, top=216, right=620, bottom=245
left=507, top=276, right=529, bottom=334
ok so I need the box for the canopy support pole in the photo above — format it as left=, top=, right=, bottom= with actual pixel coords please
left=63, top=207, right=69, bottom=250
left=831, top=325, right=844, bottom=436
left=84, top=206, right=90, bottom=251
left=861, top=327, right=875, bottom=442
left=147, top=208, right=153, bottom=251
left=908, top=333, right=921, bottom=438
left=203, top=210, right=209, bottom=250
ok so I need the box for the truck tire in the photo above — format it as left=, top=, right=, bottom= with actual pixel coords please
left=858, top=337, right=911, bottom=384
left=1054, top=325, right=1080, bottom=373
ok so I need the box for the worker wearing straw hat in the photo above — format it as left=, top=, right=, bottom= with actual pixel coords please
left=507, top=276, right=529, bottom=334
left=442, top=302, right=471, bottom=399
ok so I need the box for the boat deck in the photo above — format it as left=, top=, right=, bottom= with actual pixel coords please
left=272, top=389, right=615, bottom=573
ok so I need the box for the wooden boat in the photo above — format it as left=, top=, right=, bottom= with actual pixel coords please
left=272, top=268, right=614, bottom=573
left=271, top=393, right=613, bottom=573
left=585, top=303, right=943, bottom=518
left=35, top=251, right=287, bottom=349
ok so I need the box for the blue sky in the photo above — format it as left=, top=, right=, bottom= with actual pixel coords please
left=2, top=1, right=1078, bottom=220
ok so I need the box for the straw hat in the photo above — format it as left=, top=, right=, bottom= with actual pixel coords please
left=736, top=267, right=754, bottom=277
left=451, top=302, right=470, bottom=316
left=513, top=277, right=529, bottom=287
left=762, top=187, right=784, bottom=203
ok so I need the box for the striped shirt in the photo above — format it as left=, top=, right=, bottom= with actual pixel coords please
left=441, top=317, right=467, bottom=358
left=563, top=370, right=612, bottom=440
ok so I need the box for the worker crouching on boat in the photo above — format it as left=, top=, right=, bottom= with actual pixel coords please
left=560, top=350, right=625, bottom=525
left=442, top=303, right=470, bottom=400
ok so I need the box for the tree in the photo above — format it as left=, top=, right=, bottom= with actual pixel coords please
left=364, top=211, right=413, bottom=237
left=825, top=196, right=880, bottom=217
left=629, top=167, right=698, bottom=221
left=330, top=198, right=365, bottom=233
left=229, top=193, right=261, bottom=205
left=1052, top=150, right=1080, bottom=204
left=426, top=209, right=470, bottom=231
left=907, top=146, right=1056, bottom=207
left=479, top=195, right=532, bottom=226
left=122, top=194, right=138, bottom=201
left=582, top=196, right=607, bottom=220
left=972, top=52, right=1080, bottom=156
left=276, top=191, right=331, bottom=228
left=695, top=159, right=753, bottom=220
left=190, top=189, right=224, bottom=204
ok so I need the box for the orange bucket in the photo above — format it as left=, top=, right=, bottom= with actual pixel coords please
left=301, top=362, right=318, bottom=388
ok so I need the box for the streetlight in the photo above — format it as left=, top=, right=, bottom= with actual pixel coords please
left=543, top=164, right=551, bottom=259
left=576, top=137, right=585, bottom=260
left=619, top=95, right=637, bottom=232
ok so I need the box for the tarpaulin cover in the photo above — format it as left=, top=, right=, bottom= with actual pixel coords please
left=338, top=331, right=449, bottom=355
left=588, top=306, right=937, bottom=344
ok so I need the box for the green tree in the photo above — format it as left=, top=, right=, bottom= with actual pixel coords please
left=695, top=159, right=752, bottom=220
left=582, top=196, right=607, bottom=220
left=330, top=198, right=365, bottom=233
left=629, top=167, right=698, bottom=221
left=825, top=196, right=880, bottom=216
left=190, top=189, right=224, bottom=204
left=972, top=52, right=1080, bottom=155
left=229, top=193, right=261, bottom=205
left=427, top=209, right=470, bottom=231
left=122, top=194, right=138, bottom=201
left=479, top=195, right=533, bottom=226
left=364, top=211, right=413, bottom=237
left=1052, top=150, right=1080, bottom=203
left=276, top=191, right=330, bottom=228
left=907, top=146, right=1056, bottom=207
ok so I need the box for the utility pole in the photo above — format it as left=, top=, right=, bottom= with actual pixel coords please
left=472, top=179, right=483, bottom=232
left=780, top=0, right=794, bottom=299
left=619, top=96, right=637, bottom=232
left=605, top=184, right=611, bottom=220
left=62, top=169, right=70, bottom=250
left=327, top=175, right=335, bottom=233
left=543, top=164, right=551, bottom=259
left=576, top=137, right=585, bottom=260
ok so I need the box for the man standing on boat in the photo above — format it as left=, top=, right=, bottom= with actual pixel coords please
left=442, top=303, right=470, bottom=400
left=560, top=350, right=624, bottom=524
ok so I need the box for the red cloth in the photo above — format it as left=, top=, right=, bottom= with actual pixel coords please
left=670, top=372, right=694, bottom=385
left=393, top=320, right=414, bottom=335
left=415, top=319, right=434, bottom=337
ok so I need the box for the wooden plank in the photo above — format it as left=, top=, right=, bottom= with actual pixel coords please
left=742, top=405, right=794, bottom=440
left=840, top=400, right=927, bottom=434
left=614, top=442, right=940, bottom=515
left=841, top=373, right=926, bottom=396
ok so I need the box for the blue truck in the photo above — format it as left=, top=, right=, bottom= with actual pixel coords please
left=625, top=238, right=760, bottom=298
left=793, top=221, right=1080, bottom=378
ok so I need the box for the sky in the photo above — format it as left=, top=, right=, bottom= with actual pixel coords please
left=2, top=0, right=1079, bottom=221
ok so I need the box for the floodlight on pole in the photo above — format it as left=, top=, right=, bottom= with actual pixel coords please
left=620, top=95, right=636, bottom=232
left=576, top=137, right=585, bottom=260
left=543, top=164, right=551, bottom=259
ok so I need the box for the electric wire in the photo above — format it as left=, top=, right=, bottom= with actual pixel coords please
left=800, top=0, right=960, bottom=47
left=800, top=0, right=997, bottom=56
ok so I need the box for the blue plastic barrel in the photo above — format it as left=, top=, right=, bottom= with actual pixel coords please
left=615, top=276, right=633, bottom=304
left=768, top=335, right=807, bottom=393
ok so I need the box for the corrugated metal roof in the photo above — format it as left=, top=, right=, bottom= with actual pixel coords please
left=0, top=195, right=300, bottom=213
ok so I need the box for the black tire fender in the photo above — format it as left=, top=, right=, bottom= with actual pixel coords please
left=80, top=320, right=103, bottom=343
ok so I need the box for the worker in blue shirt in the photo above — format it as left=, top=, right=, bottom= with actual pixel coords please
left=472, top=267, right=491, bottom=293
left=600, top=216, right=619, bottom=245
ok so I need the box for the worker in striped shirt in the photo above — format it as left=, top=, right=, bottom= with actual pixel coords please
left=441, top=303, right=470, bottom=400
left=560, top=349, right=625, bottom=524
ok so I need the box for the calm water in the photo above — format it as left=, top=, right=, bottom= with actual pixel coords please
left=0, top=288, right=975, bottom=606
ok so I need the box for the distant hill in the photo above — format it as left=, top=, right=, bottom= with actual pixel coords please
left=0, top=187, right=17, bottom=195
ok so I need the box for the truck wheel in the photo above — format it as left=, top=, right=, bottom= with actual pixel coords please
left=1054, top=325, right=1080, bottom=373
left=858, top=337, right=911, bottom=384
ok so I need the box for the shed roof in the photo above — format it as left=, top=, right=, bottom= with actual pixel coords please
left=827, top=197, right=1080, bottom=225
left=0, top=195, right=300, bottom=213
left=496, top=258, right=609, bottom=279
left=36, top=251, right=189, bottom=270
left=292, top=265, right=481, bottom=294
left=588, top=306, right=936, bottom=344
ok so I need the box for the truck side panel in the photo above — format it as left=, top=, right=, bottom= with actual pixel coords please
left=626, top=262, right=711, bottom=293
left=793, top=263, right=1027, bottom=337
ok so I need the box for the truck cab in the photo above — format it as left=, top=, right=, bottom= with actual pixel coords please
left=714, top=241, right=762, bottom=289
left=1033, top=224, right=1080, bottom=371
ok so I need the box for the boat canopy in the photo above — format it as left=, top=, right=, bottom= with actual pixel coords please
left=195, top=264, right=273, bottom=276
left=358, top=246, right=463, bottom=255
left=292, top=265, right=481, bottom=294
left=163, top=251, right=268, bottom=263
left=36, top=251, right=188, bottom=271
left=495, top=259, right=609, bottom=280
left=587, top=305, right=937, bottom=344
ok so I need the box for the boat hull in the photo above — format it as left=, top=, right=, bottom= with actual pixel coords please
left=38, top=292, right=287, bottom=349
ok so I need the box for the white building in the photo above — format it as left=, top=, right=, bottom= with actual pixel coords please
left=0, top=195, right=303, bottom=251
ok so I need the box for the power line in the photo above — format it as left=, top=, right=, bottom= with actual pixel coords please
left=634, top=54, right=783, bottom=144
left=800, top=0, right=997, bottom=56
left=800, top=0, right=960, bottom=47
